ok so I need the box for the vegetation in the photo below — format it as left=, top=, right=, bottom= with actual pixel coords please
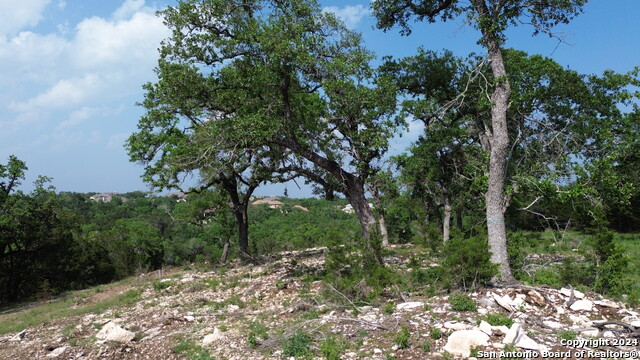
left=1, top=0, right=639, bottom=317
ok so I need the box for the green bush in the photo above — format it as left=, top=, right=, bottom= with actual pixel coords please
left=449, top=292, right=477, bottom=312
left=320, top=335, right=346, bottom=360
left=443, top=234, right=497, bottom=290
left=282, top=332, right=312, bottom=358
left=394, top=326, right=410, bottom=349
left=429, top=328, right=442, bottom=340
left=478, top=312, right=513, bottom=327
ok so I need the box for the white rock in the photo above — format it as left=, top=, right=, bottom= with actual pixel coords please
left=227, top=304, right=240, bottom=311
left=10, top=330, right=27, bottom=342
left=560, top=288, right=585, bottom=299
left=95, top=322, right=135, bottom=343
left=515, top=333, right=540, bottom=350
left=555, top=306, right=565, bottom=315
left=203, top=328, right=224, bottom=346
left=46, top=346, right=68, bottom=358
left=631, top=321, right=640, bottom=327
left=396, top=301, right=423, bottom=310
left=569, top=299, right=593, bottom=312
left=373, top=348, right=382, bottom=354
left=443, top=330, right=490, bottom=357
left=478, top=320, right=492, bottom=335
left=594, top=300, right=620, bottom=309
left=444, top=321, right=472, bottom=331
left=569, top=314, right=592, bottom=327
left=603, top=331, right=615, bottom=338
left=503, top=323, right=521, bottom=344
left=184, top=315, right=195, bottom=322
left=492, top=293, right=516, bottom=312
left=581, top=329, right=599, bottom=337
left=542, top=321, right=563, bottom=329
left=492, top=326, right=510, bottom=335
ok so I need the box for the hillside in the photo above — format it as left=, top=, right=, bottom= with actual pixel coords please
left=1, top=245, right=638, bottom=360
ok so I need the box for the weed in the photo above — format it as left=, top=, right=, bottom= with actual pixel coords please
left=394, top=326, right=410, bottom=349
left=422, top=340, right=431, bottom=352
left=429, top=328, right=442, bottom=340
left=477, top=312, right=514, bottom=327
left=449, top=292, right=477, bottom=312
left=382, top=302, right=396, bottom=315
left=320, top=335, right=346, bottom=360
left=173, top=339, right=213, bottom=360
left=152, top=280, right=172, bottom=291
left=282, top=331, right=312, bottom=358
left=557, top=330, right=577, bottom=341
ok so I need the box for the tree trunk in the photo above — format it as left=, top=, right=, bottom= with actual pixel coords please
left=219, top=240, right=230, bottom=264
left=234, top=205, right=249, bottom=259
left=220, top=175, right=255, bottom=262
left=443, top=194, right=452, bottom=242
left=472, top=0, right=516, bottom=284
left=367, top=181, right=390, bottom=247
left=345, top=186, right=384, bottom=266
left=378, top=213, right=390, bottom=247
left=456, top=208, right=463, bottom=230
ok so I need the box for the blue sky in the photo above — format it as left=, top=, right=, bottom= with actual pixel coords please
left=1, top=0, right=638, bottom=197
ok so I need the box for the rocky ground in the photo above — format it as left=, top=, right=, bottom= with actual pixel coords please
left=0, top=246, right=639, bottom=359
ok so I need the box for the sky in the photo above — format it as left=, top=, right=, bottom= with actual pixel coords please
left=1, top=0, right=638, bottom=197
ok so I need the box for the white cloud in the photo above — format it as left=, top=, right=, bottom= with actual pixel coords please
left=112, top=0, right=146, bottom=20
left=58, top=106, right=100, bottom=129
left=71, top=11, right=167, bottom=69
left=0, top=0, right=51, bottom=36
left=10, top=74, right=102, bottom=111
left=323, top=5, right=371, bottom=28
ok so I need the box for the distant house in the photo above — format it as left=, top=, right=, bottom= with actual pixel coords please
left=293, top=205, right=309, bottom=212
left=252, top=196, right=284, bottom=209
left=165, top=192, right=187, bottom=202
left=341, top=203, right=373, bottom=214
left=89, top=192, right=127, bottom=203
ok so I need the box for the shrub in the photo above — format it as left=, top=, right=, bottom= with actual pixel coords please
left=478, top=312, right=513, bottom=327
left=429, top=328, right=442, bottom=340
left=449, top=292, right=477, bottom=312
left=443, top=234, right=497, bottom=290
left=394, top=326, right=410, bottom=349
left=320, top=335, right=346, bottom=360
left=282, top=331, right=312, bottom=358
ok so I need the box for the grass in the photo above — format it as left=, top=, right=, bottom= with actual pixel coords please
left=0, top=279, right=143, bottom=335
left=173, top=339, right=214, bottom=360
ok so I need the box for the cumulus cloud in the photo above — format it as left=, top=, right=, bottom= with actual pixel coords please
left=3, top=0, right=169, bottom=115
left=323, top=4, right=371, bottom=28
left=71, top=11, right=168, bottom=69
left=10, top=74, right=102, bottom=111
left=0, top=0, right=51, bottom=36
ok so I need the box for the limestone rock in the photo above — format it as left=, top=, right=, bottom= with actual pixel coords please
left=492, top=293, right=516, bottom=312
left=203, top=328, right=224, bottom=346
left=594, top=300, right=619, bottom=309
left=515, top=333, right=540, bottom=350
left=478, top=320, right=492, bottom=335
left=46, top=346, right=68, bottom=358
left=96, top=322, right=135, bottom=343
left=443, top=330, right=490, bottom=357
left=527, top=290, right=545, bottom=306
left=560, top=288, right=585, bottom=299
left=396, top=301, right=423, bottom=311
left=444, top=321, right=472, bottom=331
left=542, top=320, right=563, bottom=329
left=492, top=325, right=510, bottom=335
left=569, top=299, right=593, bottom=311
left=503, top=323, right=522, bottom=344
left=10, top=330, right=27, bottom=342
